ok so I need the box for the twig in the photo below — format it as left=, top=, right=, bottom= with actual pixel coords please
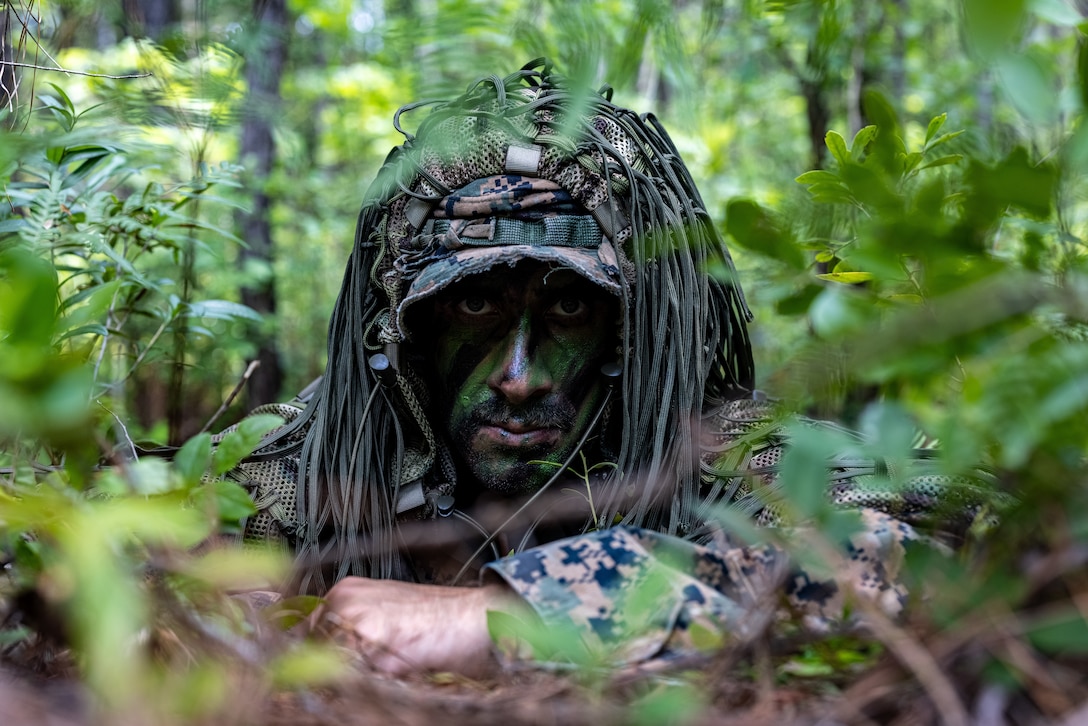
left=0, top=60, right=152, bottom=79
left=97, top=400, right=137, bottom=461
left=115, top=310, right=177, bottom=386
left=9, top=2, right=65, bottom=78
left=198, top=360, right=260, bottom=434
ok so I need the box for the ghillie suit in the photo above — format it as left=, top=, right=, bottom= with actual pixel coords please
left=235, top=62, right=996, bottom=597
left=241, top=62, right=755, bottom=592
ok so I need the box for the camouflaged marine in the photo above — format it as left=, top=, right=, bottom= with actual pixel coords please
left=230, top=62, right=990, bottom=669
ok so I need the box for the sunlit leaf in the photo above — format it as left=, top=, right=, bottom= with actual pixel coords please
left=850, top=125, right=877, bottom=160
left=267, top=642, right=349, bottom=688
left=825, top=130, right=849, bottom=167
left=816, top=271, right=874, bottom=284
left=796, top=170, right=840, bottom=185
left=925, top=113, right=947, bottom=144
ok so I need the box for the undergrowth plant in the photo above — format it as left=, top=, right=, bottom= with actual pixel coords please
left=718, top=83, right=1088, bottom=719
left=0, top=88, right=343, bottom=721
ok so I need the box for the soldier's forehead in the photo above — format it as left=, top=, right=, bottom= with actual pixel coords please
left=437, top=261, right=608, bottom=292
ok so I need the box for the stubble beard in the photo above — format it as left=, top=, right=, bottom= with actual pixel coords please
left=451, top=396, right=579, bottom=495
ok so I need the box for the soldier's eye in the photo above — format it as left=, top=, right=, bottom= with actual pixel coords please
left=549, top=298, right=586, bottom=316
left=457, top=297, right=494, bottom=315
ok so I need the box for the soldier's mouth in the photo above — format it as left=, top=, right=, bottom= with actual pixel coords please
left=476, top=422, right=561, bottom=448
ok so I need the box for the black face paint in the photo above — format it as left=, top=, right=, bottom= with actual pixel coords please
left=419, top=260, right=618, bottom=494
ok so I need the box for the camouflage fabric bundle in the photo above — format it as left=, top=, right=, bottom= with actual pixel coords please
left=251, top=61, right=756, bottom=591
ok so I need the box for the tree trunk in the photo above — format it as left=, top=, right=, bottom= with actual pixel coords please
left=121, top=0, right=177, bottom=40
left=889, top=0, right=907, bottom=110
left=237, top=0, right=288, bottom=409
left=801, top=75, right=831, bottom=169
left=0, top=4, right=19, bottom=120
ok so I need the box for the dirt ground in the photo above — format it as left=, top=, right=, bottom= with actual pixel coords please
left=4, top=608, right=1087, bottom=726
left=5, top=646, right=1072, bottom=726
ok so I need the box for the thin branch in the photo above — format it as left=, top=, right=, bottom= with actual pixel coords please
left=116, top=310, right=178, bottom=385
left=97, top=400, right=137, bottom=461
left=0, top=60, right=152, bottom=79
left=199, top=360, right=261, bottom=434
left=10, top=1, right=60, bottom=73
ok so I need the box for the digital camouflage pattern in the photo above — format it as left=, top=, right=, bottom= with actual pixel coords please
left=484, top=508, right=919, bottom=664
left=397, top=174, right=624, bottom=331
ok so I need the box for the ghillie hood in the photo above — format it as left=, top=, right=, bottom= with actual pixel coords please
left=268, top=61, right=754, bottom=592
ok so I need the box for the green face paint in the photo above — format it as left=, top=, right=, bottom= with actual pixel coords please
left=423, top=260, right=618, bottom=494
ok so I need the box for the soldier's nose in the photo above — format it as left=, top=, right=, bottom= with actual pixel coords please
left=487, top=316, right=553, bottom=405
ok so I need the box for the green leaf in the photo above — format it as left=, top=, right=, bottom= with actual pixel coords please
left=994, top=53, right=1058, bottom=123
left=968, top=147, right=1057, bottom=219
left=0, top=218, right=26, bottom=234
left=1079, top=33, right=1088, bottom=113
left=687, top=622, right=724, bottom=652
left=809, top=285, right=870, bottom=338
left=0, top=248, right=57, bottom=346
left=628, top=684, right=705, bottom=726
left=963, top=0, right=1028, bottom=57
left=816, top=271, right=874, bottom=284
left=778, top=422, right=841, bottom=519
left=267, top=643, right=348, bottom=688
left=919, top=154, right=964, bottom=170
left=56, top=323, right=109, bottom=343
left=775, top=284, right=822, bottom=316
left=781, top=657, right=834, bottom=677
left=45, top=82, right=75, bottom=116
left=900, top=151, right=923, bottom=175
left=795, top=170, right=840, bottom=185
left=927, top=130, right=964, bottom=150
left=1028, top=609, right=1088, bottom=654
left=174, top=433, right=213, bottom=487
left=188, top=299, right=263, bottom=323
left=924, top=113, right=947, bottom=144
left=182, top=546, right=284, bottom=588
left=487, top=606, right=594, bottom=664
left=211, top=413, right=284, bottom=475
left=57, top=279, right=121, bottom=335
left=725, top=198, right=805, bottom=268
left=1032, top=0, right=1082, bottom=25
left=126, top=458, right=177, bottom=495
left=850, top=125, right=877, bottom=160
left=210, top=479, right=258, bottom=522
left=825, top=130, right=848, bottom=167
left=268, top=595, right=326, bottom=630
left=805, top=182, right=855, bottom=204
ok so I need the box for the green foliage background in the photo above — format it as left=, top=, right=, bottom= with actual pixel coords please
left=2, top=0, right=1088, bottom=723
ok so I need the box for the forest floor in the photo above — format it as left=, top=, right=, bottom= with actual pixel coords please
left=0, top=657, right=866, bottom=726
left=8, top=637, right=1084, bottom=726
left=3, top=583, right=1088, bottom=726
